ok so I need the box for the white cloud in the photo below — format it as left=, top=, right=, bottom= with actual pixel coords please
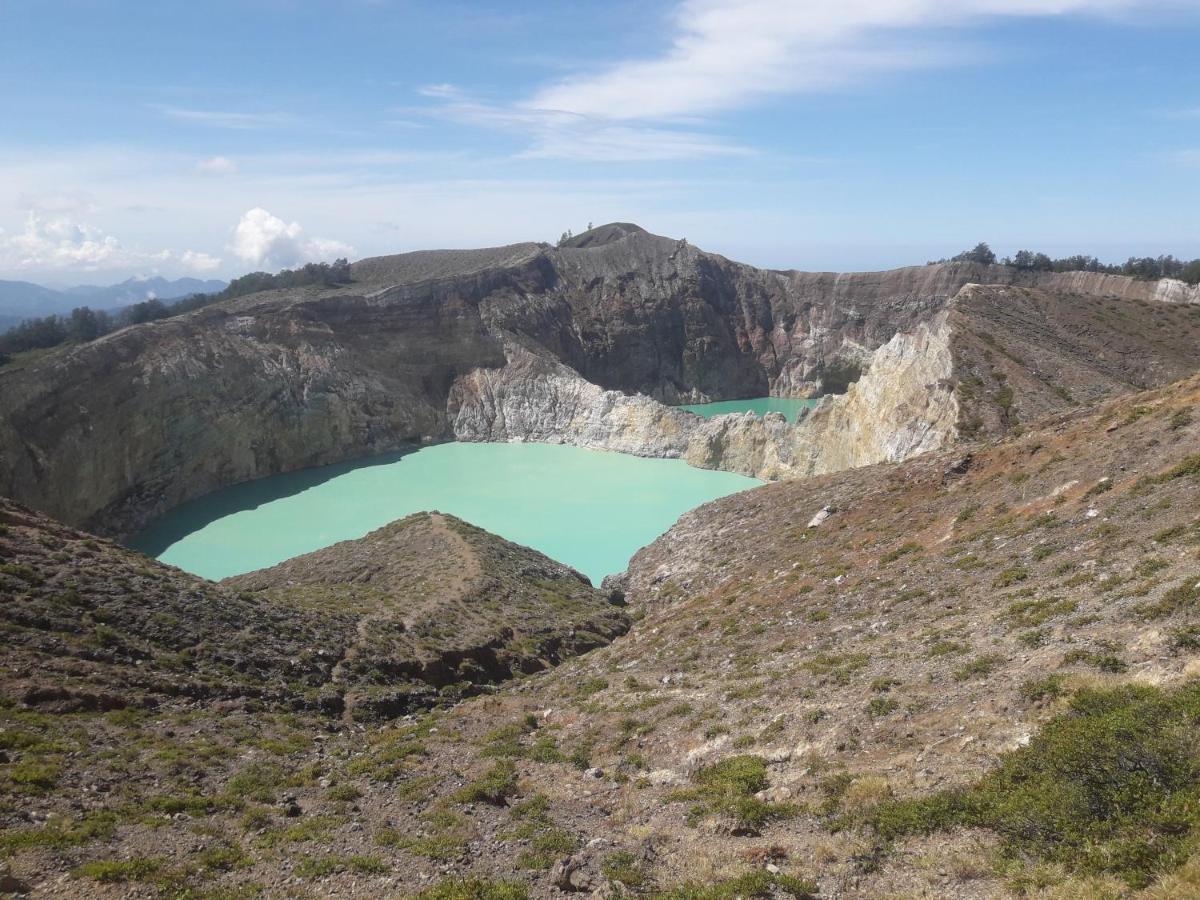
left=229, top=208, right=354, bottom=269
left=158, top=106, right=295, bottom=129
left=425, top=95, right=750, bottom=161
left=0, top=211, right=127, bottom=269
left=527, top=0, right=1170, bottom=120
left=417, top=83, right=464, bottom=99
left=180, top=249, right=222, bottom=271
left=413, top=0, right=1174, bottom=160
left=196, top=155, right=238, bottom=176
left=0, top=209, right=224, bottom=275
left=519, top=122, right=751, bottom=161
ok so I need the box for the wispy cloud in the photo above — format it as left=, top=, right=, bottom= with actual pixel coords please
left=418, top=90, right=751, bottom=161
left=527, top=0, right=1175, bottom=121
left=1161, top=149, right=1200, bottom=166
left=157, top=105, right=296, bottom=130
left=195, top=155, right=238, bottom=176
left=414, top=1, right=1179, bottom=161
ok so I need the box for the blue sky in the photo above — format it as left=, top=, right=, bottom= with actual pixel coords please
left=0, top=0, right=1197, bottom=283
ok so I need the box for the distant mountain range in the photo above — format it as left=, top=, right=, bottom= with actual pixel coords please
left=0, top=276, right=228, bottom=332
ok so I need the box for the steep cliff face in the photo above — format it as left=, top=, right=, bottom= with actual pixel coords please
left=452, top=277, right=1200, bottom=482
left=2, top=223, right=1199, bottom=536
left=0, top=285, right=509, bottom=537
left=1021, top=270, right=1200, bottom=305
left=448, top=321, right=956, bottom=483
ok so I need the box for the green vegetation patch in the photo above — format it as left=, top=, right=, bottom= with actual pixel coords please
left=1020, top=674, right=1069, bottom=703
left=800, top=652, right=869, bottom=685
left=1134, top=454, right=1200, bottom=493
left=602, top=850, right=649, bottom=888
left=1136, top=578, right=1200, bottom=620
left=73, top=856, right=173, bottom=885
left=994, top=566, right=1030, bottom=588
left=652, top=871, right=818, bottom=899
left=667, top=755, right=796, bottom=832
left=0, top=811, right=117, bottom=857
left=868, top=681, right=1200, bottom=887
left=881, top=542, right=922, bottom=564
left=1153, top=519, right=1200, bottom=545
left=412, top=877, right=531, bottom=900
left=452, top=760, right=519, bottom=805
left=1004, top=596, right=1077, bottom=629
left=952, top=654, right=1005, bottom=682
left=295, top=854, right=388, bottom=879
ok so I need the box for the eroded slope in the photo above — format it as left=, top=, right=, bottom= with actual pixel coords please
left=367, top=374, right=1200, bottom=898
left=0, top=504, right=624, bottom=719
left=2, top=377, right=1198, bottom=897
left=225, top=513, right=628, bottom=717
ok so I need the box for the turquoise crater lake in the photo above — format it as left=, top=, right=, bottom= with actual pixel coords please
left=130, top=442, right=761, bottom=586
left=679, top=397, right=819, bottom=423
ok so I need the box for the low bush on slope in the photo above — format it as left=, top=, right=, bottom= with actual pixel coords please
left=870, top=680, right=1200, bottom=887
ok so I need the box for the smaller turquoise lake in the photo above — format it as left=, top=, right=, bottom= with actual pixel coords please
left=130, top=442, right=761, bottom=586
left=679, top=396, right=819, bottom=423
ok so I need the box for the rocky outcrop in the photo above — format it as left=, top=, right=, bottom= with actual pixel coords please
left=1022, top=270, right=1200, bottom=305
left=450, top=309, right=954, bottom=482
left=452, top=276, right=1200, bottom=482
left=768, top=312, right=958, bottom=476
left=449, top=340, right=699, bottom=457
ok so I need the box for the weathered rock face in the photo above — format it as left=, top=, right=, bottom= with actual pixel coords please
left=0, top=284, right=509, bottom=537
left=2, top=222, right=1199, bottom=536
left=452, top=280, right=1200, bottom=481
left=448, top=322, right=955, bottom=482
left=1019, top=270, right=1200, bottom=305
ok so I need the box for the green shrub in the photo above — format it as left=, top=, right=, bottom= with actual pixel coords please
left=1134, top=454, right=1200, bottom=492
left=654, top=871, right=818, bottom=899
left=994, top=566, right=1029, bottom=588
left=953, top=654, right=1005, bottom=681
left=1020, top=674, right=1068, bottom=703
left=452, top=760, right=518, bottom=805
left=602, top=850, right=648, bottom=888
left=1170, top=625, right=1200, bottom=652
left=515, top=828, right=578, bottom=870
left=480, top=719, right=537, bottom=758
left=296, top=855, right=388, bottom=878
left=1061, top=649, right=1128, bottom=673
left=1153, top=520, right=1200, bottom=545
left=881, top=542, right=922, bottom=564
left=73, top=857, right=167, bottom=883
left=412, top=877, right=530, bottom=900
left=866, top=697, right=900, bottom=718
left=1136, top=578, right=1200, bottom=619
left=1004, top=596, right=1076, bottom=628
left=0, top=811, right=117, bottom=856
left=667, top=755, right=796, bottom=832
left=868, top=681, right=1200, bottom=887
